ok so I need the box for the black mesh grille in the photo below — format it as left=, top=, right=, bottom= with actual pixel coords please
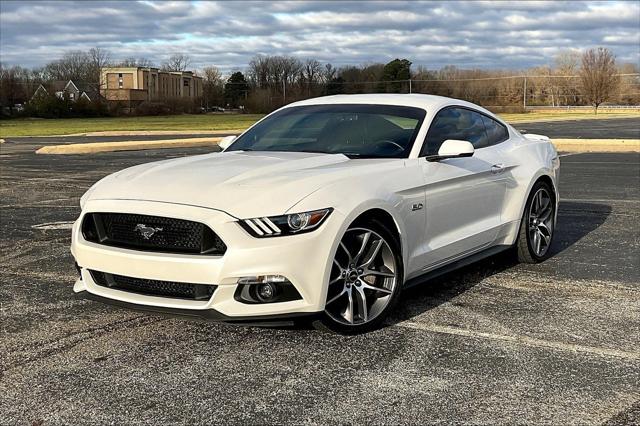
left=90, top=270, right=216, bottom=300
left=82, top=213, right=226, bottom=255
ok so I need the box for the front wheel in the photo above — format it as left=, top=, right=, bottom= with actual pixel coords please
left=315, top=220, right=403, bottom=334
left=516, top=181, right=556, bottom=263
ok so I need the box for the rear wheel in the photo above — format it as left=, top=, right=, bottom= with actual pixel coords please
left=516, top=181, right=556, bottom=263
left=315, top=220, right=403, bottom=333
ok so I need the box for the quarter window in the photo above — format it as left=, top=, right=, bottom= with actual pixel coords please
left=481, top=115, right=509, bottom=145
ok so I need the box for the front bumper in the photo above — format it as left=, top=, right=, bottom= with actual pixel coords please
left=71, top=199, right=343, bottom=319
left=75, top=291, right=321, bottom=325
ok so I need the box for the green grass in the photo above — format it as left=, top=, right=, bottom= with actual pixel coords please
left=1, top=110, right=638, bottom=138
left=0, top=114, right=265, bottom=137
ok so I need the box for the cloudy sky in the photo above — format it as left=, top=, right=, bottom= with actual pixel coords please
left=1, top=0, right=638, bottom=72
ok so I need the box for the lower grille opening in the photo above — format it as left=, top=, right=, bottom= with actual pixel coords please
left=89, top=270, right=216, bottom=300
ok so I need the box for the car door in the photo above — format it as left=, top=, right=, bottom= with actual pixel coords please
left=418, top=106, right=508, bottom=270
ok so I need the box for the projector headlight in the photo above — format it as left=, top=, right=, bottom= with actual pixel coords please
left=239, top=208, right=332, bottom=238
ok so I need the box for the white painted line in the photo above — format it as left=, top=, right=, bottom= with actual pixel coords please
left=31, top=221, right=75, bottom=230
left=558, top=153, right=581, bottom=157
left=561, top=198, right=639, bottom=204
left=564, top=161, right=640, bottom=164
left=395, top=322, right=640, bottom=361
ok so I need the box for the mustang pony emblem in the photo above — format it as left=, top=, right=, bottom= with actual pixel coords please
left=134, top=224, right=163, bottom=239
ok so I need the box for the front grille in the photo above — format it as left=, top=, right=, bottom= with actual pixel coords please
left=82, top=213, right=226, bottom=255
left=89, top=270, right=216, bottom=300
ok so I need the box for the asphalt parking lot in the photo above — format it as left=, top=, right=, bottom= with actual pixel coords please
left=514, top=117, right=640, bottom=139
left=1, top=139, right=639, bottom=424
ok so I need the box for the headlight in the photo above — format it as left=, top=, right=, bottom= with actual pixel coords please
left=239, top=208, right=332, bottom=237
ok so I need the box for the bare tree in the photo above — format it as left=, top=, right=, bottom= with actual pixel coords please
left=247, top=55, right=270, bottom=88
left=117, top=57, right=155, bottom=67
left=201, top=66, right=224, bottom=108
left=161, top=54, right=192, bottom=72
left=302, top=59, right=323, bottom=95
left=44, top=50, right=92, bottom=82
left=555, top=50, right=580, bottom=75
left=579, top=47, right=619, bottom=113
left=322, top=63, right=337, bottom=83
left=553, top=50, right=581, bottom=105
left=0, top=64, right=37, bottom=113
left=88, top=47, right=111, bottom=85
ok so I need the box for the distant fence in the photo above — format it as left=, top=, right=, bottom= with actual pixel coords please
left=526, top=105, right=640, bottom=111
left=241, top=73, right=640, bottom=112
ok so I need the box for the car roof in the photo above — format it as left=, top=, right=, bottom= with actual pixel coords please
left=285, top=93, right=497, bottom=118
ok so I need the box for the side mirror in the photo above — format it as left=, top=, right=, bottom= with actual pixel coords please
left=425, top=139, right=474, bottom=162
left=218, top=135, right=236, bottom=151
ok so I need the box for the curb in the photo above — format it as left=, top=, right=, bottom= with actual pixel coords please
left=36, top=137, right=223, bottom=155
left=34, top=137, right=640, bottom=155
left=552, top=139, right=640, bottom=153
left=25, top=129, right=247, bottom=138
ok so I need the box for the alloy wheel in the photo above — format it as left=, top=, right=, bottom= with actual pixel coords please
left=325, top=227, right=399, bottom=326
left=528, top=188, right=554, bottom=257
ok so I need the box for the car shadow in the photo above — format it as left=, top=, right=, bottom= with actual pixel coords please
left=385, top=200, right=611, bottom=327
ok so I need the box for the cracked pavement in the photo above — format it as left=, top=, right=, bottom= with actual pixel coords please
left=1, top=137, right=639, bottom=424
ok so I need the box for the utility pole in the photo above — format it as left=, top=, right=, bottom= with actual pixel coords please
left=283, top=80, right=286, bottom=104
left=409, top=78, right=412, bottom=94
left=523, top=76, right=527, bottom=110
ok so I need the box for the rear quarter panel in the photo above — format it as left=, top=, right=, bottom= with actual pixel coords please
left=501, top=135, right=560, bottom=228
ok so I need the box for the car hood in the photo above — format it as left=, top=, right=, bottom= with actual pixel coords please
left=86, top=151, right=400, bottom=218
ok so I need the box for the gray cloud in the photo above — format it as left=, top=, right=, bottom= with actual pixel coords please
left=1, top=0, right=638, bottom=72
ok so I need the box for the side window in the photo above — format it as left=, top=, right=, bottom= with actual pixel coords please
left=421, top=107, right=489, bottom=155
left=481, top=115, right=509, bottom=145
left=460, top=109, right=490, bottom=149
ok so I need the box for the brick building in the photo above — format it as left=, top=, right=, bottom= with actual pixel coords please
left=100, top=67, right=203, bottom=105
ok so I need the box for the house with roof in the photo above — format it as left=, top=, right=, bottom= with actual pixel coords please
left=30, top=80, right=99, bottom=103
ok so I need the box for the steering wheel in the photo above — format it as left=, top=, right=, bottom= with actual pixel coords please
left=372, top=139, right=405, bottom=154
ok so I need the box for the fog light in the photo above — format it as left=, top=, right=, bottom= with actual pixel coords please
left=257, top=283, right=277, bottom=301
left=235, top=275, right=301, bottom=304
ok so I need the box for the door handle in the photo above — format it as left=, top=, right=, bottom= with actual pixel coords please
left=491, top=164, right=504, bottom=174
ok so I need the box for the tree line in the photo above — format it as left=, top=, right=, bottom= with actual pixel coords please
left=1, top=46, right=637, bottom=117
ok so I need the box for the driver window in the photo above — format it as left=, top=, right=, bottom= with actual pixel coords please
left=420, top=107, right=489, bottom=156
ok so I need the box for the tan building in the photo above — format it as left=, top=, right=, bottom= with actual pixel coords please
left=100, top=67, right=203, bottom=105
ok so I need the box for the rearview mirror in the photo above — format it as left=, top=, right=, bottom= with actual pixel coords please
left=425, top=139, right=474, bottom=162
left=218, top=135, right=236, bottom=151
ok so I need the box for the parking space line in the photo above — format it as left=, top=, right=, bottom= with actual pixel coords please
left=394, top=322, right=640, bottom=361
left=563, top=161, right=640, bottom=164
left=31, top=221, right=75, bottom=230
left=561, top=198, right=639, bottom=204
left=559, top=153, right=581, bottom=157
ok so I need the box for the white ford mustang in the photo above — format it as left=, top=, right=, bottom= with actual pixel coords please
left=71, top=94, right=559, bottom=333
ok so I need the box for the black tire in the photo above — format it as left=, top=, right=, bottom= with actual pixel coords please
left=314, top=218, right=404, bottom=334
left=515, top=180, right=556, bottom=263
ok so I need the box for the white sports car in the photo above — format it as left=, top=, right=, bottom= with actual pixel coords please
left=71, top=94, right=559, bottom=333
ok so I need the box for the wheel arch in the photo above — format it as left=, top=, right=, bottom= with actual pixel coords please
left=351, top=208, right=402, bottom=249
left=522, top=172, right=558, bottom=216
left=347, top=206, right=406, bottom=277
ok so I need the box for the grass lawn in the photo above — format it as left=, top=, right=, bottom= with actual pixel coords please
left=0, top=114, right=265, bottom=138
left=1, top=110, right=637, bottom=137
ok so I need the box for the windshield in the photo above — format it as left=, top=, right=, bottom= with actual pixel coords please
left=227, top=104, right=426, bottom=158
